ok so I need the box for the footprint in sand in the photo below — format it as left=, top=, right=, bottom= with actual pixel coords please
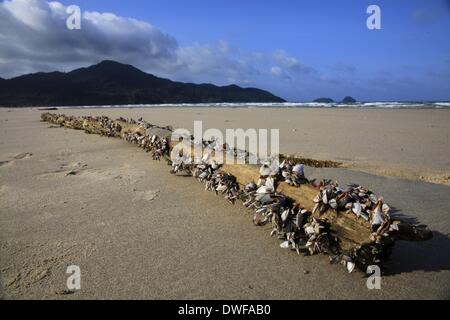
left=0, top=153, right=32, bottom=169
left=37, top=162, right=89, bottom=179
left=13, top=152, right=33, bottom=160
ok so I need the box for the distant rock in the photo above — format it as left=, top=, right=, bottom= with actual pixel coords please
left=341, top=96, right=357, bottom=104
left=313, top=98, right=334, bottom=103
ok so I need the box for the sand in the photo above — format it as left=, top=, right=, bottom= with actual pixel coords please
left=56, top=107, right=450, bottom=185
left=0, top=107, right=449, bottom=300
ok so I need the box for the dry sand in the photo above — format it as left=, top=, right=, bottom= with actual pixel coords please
left=0, top=107, right=449, bottom=300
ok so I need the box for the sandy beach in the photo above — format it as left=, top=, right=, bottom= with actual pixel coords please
left=1, top=107, right=449, bottom=299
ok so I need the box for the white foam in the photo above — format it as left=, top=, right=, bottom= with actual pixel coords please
left=54, top=101, right=450, bottom=109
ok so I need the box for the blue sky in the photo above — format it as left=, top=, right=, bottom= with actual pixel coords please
left=1, top=0, right=449, bottom=101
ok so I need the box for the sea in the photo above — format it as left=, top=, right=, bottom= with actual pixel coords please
left=54, top=101, right=450, bottom=109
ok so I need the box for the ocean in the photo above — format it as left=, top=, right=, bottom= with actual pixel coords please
left=53, top=101, right=450, bottom=109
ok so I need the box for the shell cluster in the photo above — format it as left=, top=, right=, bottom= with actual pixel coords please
left=256, top=159, right=308, bottom=187
left=279, top=160, right=307, bottom=186
left=123, top=131, right=170, bottom=160
left=95, top=116, right=122, bottom=137
left=41, top=112, right=406, bottom=273
left=312, top=183, right=396, bottom=239
left=237, top=168, right=335, bottom=259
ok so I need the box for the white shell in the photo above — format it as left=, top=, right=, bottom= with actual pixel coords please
left=305, top=226, right=315, bottom=235
left=216, top=184, right=227, bottom=192
left=293, top=164, right=304, bottom=176
left=256, top=186, right=274, bottom=194
left=389, top=221, right=400, bottom=231
left=372, top=210, right=384, bottom=226
left=352, top=202, right=362, bottom=216
left=280, top=241, right=290, bottom=249
left=346, top=261, right=356, bottom=273
left=257, top=186, right=270, bottom=194
left=329, top=198, right=337, bottom=209
left=256, top=193, right=273, bottom=204
left=259, top=164, right=271, bottom=176
left=265, top=177, right=275, bottom=191
left=322, top=191, right=328, bottom=204
left=202, top=153, right=210, bottom=163
left=211, top=160, right=219, bottom=170
left=270, top=160, right=280, bottom=176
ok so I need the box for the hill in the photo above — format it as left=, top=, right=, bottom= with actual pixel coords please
left=0, top=61, right=285, bottom=107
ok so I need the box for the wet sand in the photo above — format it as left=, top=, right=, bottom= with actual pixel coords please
left=0, top=108, right=449, bottom=299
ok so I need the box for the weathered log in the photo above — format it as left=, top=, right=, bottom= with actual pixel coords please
left=40, top=112, right=433, bottom=271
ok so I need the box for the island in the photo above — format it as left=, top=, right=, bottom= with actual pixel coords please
left=341, top=96, right=357, bottom=104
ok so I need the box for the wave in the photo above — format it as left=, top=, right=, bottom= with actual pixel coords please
left=53, top=101, right=450, bottom=109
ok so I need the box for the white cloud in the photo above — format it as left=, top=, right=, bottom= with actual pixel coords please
left=270, top=66, right=282, bottom=76
left=0, top=0, right=319, bottom=97
left=0, top=0, right=178, bottom=76
left=273, top=49, right=315, bottom=74
left=273, top=50, right=300, bottom=69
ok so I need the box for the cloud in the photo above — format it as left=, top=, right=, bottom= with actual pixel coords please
left=170, top=41, right=261, bottom=85
left=0, top=0, right=178, bottom=76
left=270, top=66, right=282, bottom=76
left=0, top=0, right=318, bottom=91
left=269, top=66, right=293, bottom=81
left=273, top=50, right=315, bottom=74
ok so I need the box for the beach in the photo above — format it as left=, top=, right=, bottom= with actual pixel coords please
left=0, top=107, right=449, bottom=299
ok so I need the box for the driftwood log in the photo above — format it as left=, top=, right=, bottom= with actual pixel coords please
left=41, top=112, right=433, bottom=272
